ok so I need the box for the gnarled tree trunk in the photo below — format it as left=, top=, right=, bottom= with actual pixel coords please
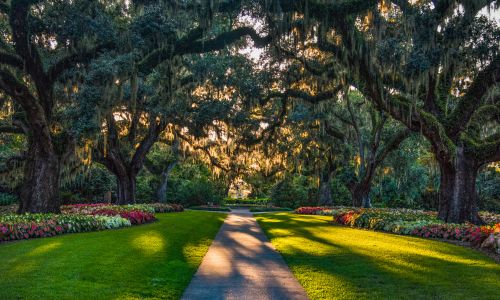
left=18, top=140, right=60, bottom=213
left=437, top=146, right=482, bottom=224
left=116, top=172, right=137, bottom=205
left=348, top=182, right=372, bottom=208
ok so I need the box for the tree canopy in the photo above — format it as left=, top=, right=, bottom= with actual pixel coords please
left=0, top=0, right=498, bottom=223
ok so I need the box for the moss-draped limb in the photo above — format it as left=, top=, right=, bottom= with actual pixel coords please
left=139, top=27, right=271, bottom=73
left=130, top=117, right=167, bottom=175
left=374, top=128, right=411, bottom=165
left=445, top=54, right=500, bottom=138
left=47, top=42, right=115, bottom=85
left=277, top=0, right=378, bottom=21
left=9, top=1, right=48, bottom=102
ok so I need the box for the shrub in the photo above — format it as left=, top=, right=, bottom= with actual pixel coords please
left=172, top=178, right=222, bottom=206
left=271, top=176, right=313, bottom=208
left=148, top=203, right=184, bottom=213
left=60, top=164, right=115, bottom=204
left=479, top=211, right=500, bottom=225
left=0, top=193, right=18, bottom=206
left=136, top=173, right=158, bottom=203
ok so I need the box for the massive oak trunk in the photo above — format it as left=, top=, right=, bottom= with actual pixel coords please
left=96, top=117, right=165, bottom=205
left=18, top=140, right=60, bottom=213
left=97, top=149, right=139, bottom=205
left=348, top=182, right=372, bottom=208
left=437, top=146, right=482, bottom=224
left=116, top=172, right=137, bottom=205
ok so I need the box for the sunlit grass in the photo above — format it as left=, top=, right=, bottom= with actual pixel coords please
left=256, top=213, right=500, bottom=300
left=0, top=211, right=226, bottom=300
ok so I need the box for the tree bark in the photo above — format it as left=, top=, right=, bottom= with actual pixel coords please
left=17, top=141, right=60, bottom=213
left=157, top=161, right=177, bottom=203
left=116, top=172, right=137, bottom=205
left=437, top=146, right=483, bottom=224
left=348, top=182, right=372, bottom=208
left=318, top=171, right=333, bottom=206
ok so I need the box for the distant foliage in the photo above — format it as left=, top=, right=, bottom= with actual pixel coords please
left=330, top=178, right=351, bottom=206
left=60, top=164, right=115, bottom=204
left=477, top=165, right=500, bottom=213
left=165, top=162, right=226, bottom=206
left=223, top=197, right=271, bottom=206
left=271, top=175, right=316, bottom=208
left=0, top=193, right=18, bottom=206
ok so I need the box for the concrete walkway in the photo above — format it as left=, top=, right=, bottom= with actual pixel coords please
left=181, top=209, right=309, bottom=300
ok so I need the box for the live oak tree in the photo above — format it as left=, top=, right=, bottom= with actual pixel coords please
left=0, top=0, right=275, bottom=209
left=175, top=53, right=273, bottom=197
left=330, top=93, right=410, bottom=208
left=270, top=90, right=409, bottom=208
left=0, top=0, right=117, bottom=212
left=268, top=0, right=500, bottom=223
left=144, top=137, right=180, bottom=203
left=258, top=49, right=410, bottom=207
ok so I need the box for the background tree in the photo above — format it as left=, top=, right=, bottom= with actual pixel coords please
left=75, top=1, right=273, bottom=204
left=267, top=0, right=499, bottom=223
left=0, top=0, right=117, bottom=212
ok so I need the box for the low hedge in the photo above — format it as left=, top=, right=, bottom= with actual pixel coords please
left=223, top=198, right=271, bottom=206
left=189, top=206, right=231, bottom=212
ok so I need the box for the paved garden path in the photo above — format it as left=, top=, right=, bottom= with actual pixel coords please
left=181, top=209, right=309, bottom=300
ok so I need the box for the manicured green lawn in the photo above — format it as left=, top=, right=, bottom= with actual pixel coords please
left=0, top=211, right=225, bottom=300
left=256, top=213, right=500, bottom=300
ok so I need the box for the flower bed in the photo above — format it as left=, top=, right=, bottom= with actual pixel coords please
left=61, top=203, right=184, bottom=215
left=61, top=204, right=156, bottom=224
left=0, top=203, right=184, bottom=242
left=148, top=203, right=184, bottom=213
left=295, top=207, right=331, bottom=215
left=295, top=206, right=500, bottom=254
left=0, top=214, right=131, bottom=241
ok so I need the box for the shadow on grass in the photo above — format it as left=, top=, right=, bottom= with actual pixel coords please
left=0, top=211, right=226, bottom=300
left=257, top=213, right=500, bottom=300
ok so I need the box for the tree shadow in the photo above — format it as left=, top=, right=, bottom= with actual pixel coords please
left=0, top=211, right=226, bottom=299
left=257, top=213, right=500, bottom=299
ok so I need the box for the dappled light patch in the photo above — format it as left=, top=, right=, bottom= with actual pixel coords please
left=0, top=211, right=223, bottom=299
left=183, top=240, right=215, bottom=267
left=28, top=241, right=62, bottom=256
left=10, top=260, right=37, bottom=274
left=132, top=231, right=165, bottom=256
